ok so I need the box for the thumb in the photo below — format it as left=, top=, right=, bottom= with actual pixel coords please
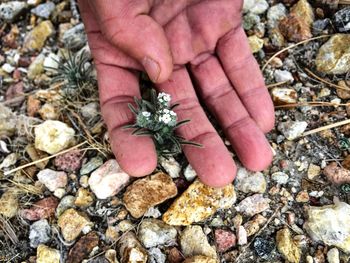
left=87, top=0, right=173, bottom=83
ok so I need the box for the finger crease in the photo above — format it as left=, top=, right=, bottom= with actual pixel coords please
left=224, top=116, right=251, bottom=134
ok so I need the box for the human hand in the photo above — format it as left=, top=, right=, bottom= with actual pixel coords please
left=78, top=0, right=274, bottom=187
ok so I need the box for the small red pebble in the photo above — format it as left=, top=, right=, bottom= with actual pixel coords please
left=54, top=149, right=83, bottom=172
left=215, top=229, right=237, bottom=252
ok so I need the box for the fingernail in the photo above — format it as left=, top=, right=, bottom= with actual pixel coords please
left=142, top=57, right=160, bottom=82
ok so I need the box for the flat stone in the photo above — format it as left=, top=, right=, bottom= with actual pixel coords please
left=36, top=245, right=60, bottom=263
left=0, top=1, right=27, bottom=22
left=138, top=219, right=177, bottom=248
left=276, top=228, right=301, bottom=263
left=31, top=2, right=55, bottom=19
left=323, top=162, right=350, bottom=184
left=0, top=189, right=18, bottom=218
left=316, top=34, right=350, bottom=75
left=89, top=159, right=130, bottom=199
left=118, top=232, right=148, bottom=263
left=180, top=225, right=217, bottom=259
left=66, top=232, right=99, bottom=263
left=29, top=219, right=51, bottom=248
left=271, top=88, right=298, bottom=106
left=80, top=156, right=103, bottom=175
left=163, top=180, right=236, bottom=226
left=58, top=208, right=93, bottom=242
left=23, top=20, right=55, bottom=51
left=35, top=120, right=75, bottom=155
left=61, top=23, right=87, bottom=50
left=21, top=197, right=58, bottom=221
left=37, top=169, right=67, bottom=192
left=183, top=256, right=217, bottom=263
left=123, top=172, right=177, bottom=218
left=278, top=121, right=308, bottom=140
left=235, top=166, right=266, bottom=193
left=235, top=194, right=270, bottom=217
left=304, top=201, right=350, bottom=253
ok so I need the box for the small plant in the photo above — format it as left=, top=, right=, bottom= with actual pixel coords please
left=339, top=137, right=350, bottom=150
left=47, top=50, right=96, bottom=100
left=124, top=89, right=201, bottom=157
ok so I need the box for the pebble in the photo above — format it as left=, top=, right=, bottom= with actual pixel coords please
left=54, top=149, right=83, bottom=172
left=277, top=121, right=308, bottom=140
left=291, top=0, right=314, bottom=26
left=35, top=120, right=75, bottom=155
left=0, top=1, right=27, bottom=22
left=39, top=103, right=58, bottom=120
left=55, top=195, right=75, bottom=217
left=80, top=102, right=99, bottom=120
left=274, top=70, right=294, bottom=83
left=248, top=35, right=264, bottom=53
left=307, top=164, right=321, bottom=180
left=183, top=256, right=217, bottom=263
left=36, top=245, right=60, bottom=263
left=0, top=152, right=17, bottom=169
left=58, top=208, right=93, bottom=241
left=214, top=229, right=236, bottom=252
left=304, top=201, right=350, bottom=253
left=80, top=156, right=103, bottom=175
left=327, top=248, right=340, bottom=263
left=159, top=156, right=181, bottom=178
left=0, top=189, right=19, bottom=218
left=183, top=164, right=197, bottom=182
left=163, top=180, right=236, bottom=225
left=243, top=13, right=260, bottom=30
left=23, top=20, right=55, bottom=51
left=138, top=219, right=177, bottom=248
left=271, top=172, right=289, bottom=184
left=333, top=7, right=350, bottom=33
left=271, top=88, right=298, bottom=105
left=244, top=214, right=267, bottom=236
left=296, top=190, right=309, bottom=203
left=276, top=228, right=301, bottom=263
left=117, top=220, right=134, bottom=232
left=61, top=23, right=87, bottom=50
left=148, top=247, right=166, bottom=263
left=89, top=159, right=130, bottom=199
left=235, top=194, right=270, bottom=217
left=0, top=105, right=16, bottom=137
left=336, top=80, right=350, bottom=99
left=21, top=197, right=58, bottom=221
left=53, top=188, right=66, bottom=199
left=237, top=226, right=248, bottom=245
left=267, top=3, right=287, bottom=29
left=74, top=188, right=94, bottom=207
left=43, top=52, right=59, bottom=71
left=27, top=53, right=45, bottom=80
left=118, top=232, right=148, bottom=263
left=2, top=63, right=15, bottom=74
left=37, top=169, right=67, bottom=192
left=29, top=219, right=51, bottom=248
left=316, top=34, right=350, bottom=75
left=235, top=166, right=266, bottom=193
left=66, top=232, right=99, bottom=263
left=180, top=225, right=217, bottom=259
left=144, top=207, right=162, bottom=218
left=253, top=237, right=275, bottom=258
left=243, top=0, right=269, bottom=14
left=323, top=162, right=350, bottom=184
left=123, top=172, right=177, bottom=218
left=31, top=2, right=55, bottom=19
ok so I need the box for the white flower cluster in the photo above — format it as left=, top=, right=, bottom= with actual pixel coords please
left=158, top=108, right=177, bottom=125
left=142, top=111, right=151, bottom=118
left=158, top=92, right=171, bottom=106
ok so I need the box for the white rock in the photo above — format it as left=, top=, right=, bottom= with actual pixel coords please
left=53, top=188, right=66, bottom=199
left=144, top=207, right=162, bottom=219
left=29, top=219, right=51, bottom=248
left=236, top=194, right=270, bottom=216
left=80, top=102, right=99, bottom=120
left=271, top=172, right=289, bottom=185
left=235, top=166, right=267, bottom=193
left=34, top=120, right=75, bottom=154
left=267, top=3, right=287, bottom=29
left=43, top=53, right=59, bottom=71
left=304, top=201, right=350, bottom=253
left=2, top=63, right=15, bottom=73
left=184, top=164, right=197, bottom=182
left=37, top=169, right=67, bottom=192
left=0, top=153, right=17, bottom=169
left=274, top=70, right=294, bottom=83
left=88, top=159, right=130, bottom=199
left=159, top=156, right=181, bottom=178
left=327, top=248, right=340, bottom=263
left=243, top=0, right=269, bottom=14
left=138, top=219, right=177, bottom=248
left=278, top=121, right=308, bottom=140
left=148, top=247, right=166, bottom=263
left=180, top=225, right=217, bottom=259
left=0, top=1, right=27, bottom=22
left=237, top=226, right=248, bottom=245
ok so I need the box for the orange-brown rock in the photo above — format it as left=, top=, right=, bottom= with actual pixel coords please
left=323, top=162, right=350, bottom=184
left=67, top=232, right=99, bottom=263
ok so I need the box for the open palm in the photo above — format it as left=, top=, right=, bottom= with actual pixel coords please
left=78, top=0, right=275, bottom=187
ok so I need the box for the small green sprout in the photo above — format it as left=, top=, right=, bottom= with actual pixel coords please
left=124, top=89, right=201, bottom=157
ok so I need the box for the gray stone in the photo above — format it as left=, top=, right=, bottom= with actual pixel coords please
left=56, top=195, right=75, bottom=217
left=148, top=247, right=166, bottom=263
left=0, top=1, right=27, bottom=22
left=80, top=102, right=99, bottom=120
left=267, top=3, right=287, bottom=29
left=31, top=2, right=55, bottom=19
left=271, top=172, right=289, bottom=185
left=243, top=13, right=261, bottom=30
left=236, top=194, right=270, bottom=217
left=274, top=70, right=294, bottom=83
left=29, top=219, right=51, bottom=248
left=235, top=166, right=266, bottom=193
left=243, top=0, right=269, bottom=14
left=138, top=219, right=177, bottom=248
left=278, top=121, right=308, bottom=140
left=334, top=7, right=350, bottom=33
left=80, top=156, right=103, bottom=175
left=61, top=23, right=87, bottom=50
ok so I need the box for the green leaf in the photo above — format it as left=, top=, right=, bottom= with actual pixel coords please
left=175, top=119, right=191, bottom=128
left=128, top=103, right=138, bottom=115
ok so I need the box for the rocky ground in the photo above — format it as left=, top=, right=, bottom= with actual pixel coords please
left=1, top=0, right=350, bottom=262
